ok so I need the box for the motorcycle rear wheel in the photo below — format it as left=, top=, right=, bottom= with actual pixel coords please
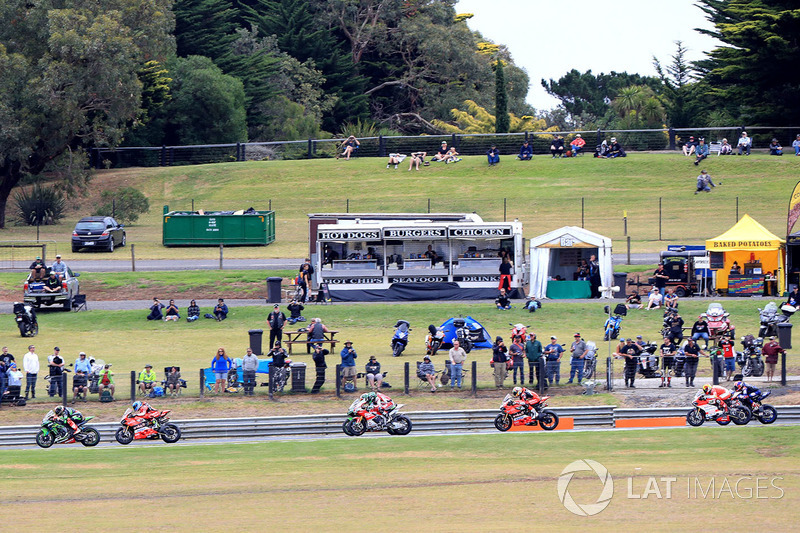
left=494, top=414, right=512, bottom=432
left=758, top=405, right=778, bottom=424
left=80, top=427, right=101, bottom=447
left=686, top=409, right=704, bottom=427
left=115, top=427, right=134, bottom=445
left=35, top=430, right=55, bottom=448
left=160, top=424, right=181, bottom=443
left=539, top=410, right=560, bottom=431
left=389, top=415, right=412, bottom=435
left=349, top=419, right=366, bottom=436
left=730, top=405, right=752, bottom=425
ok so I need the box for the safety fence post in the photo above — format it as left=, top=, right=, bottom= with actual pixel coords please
left=130, top=371, right=136, bottom=402
left=335, top=364, right=341, bottom=398
left=471, top=360, right=478, bottom=396
left=712, top=355, right=720, bottom=385
left=268, top=368, right=274, bottom=401
left=538, top=358, right=546, bottom=395
left=404, top=362, right=410, bottom=395
left=62, top=373, right=68, bottom=407
left=199, top=369, right=204, bottom=398
left=781, top=352, right=787, bottom=386
left=606, top=357, right=613, bottom=391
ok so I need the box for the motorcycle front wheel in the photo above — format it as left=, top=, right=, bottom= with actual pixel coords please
left=159, top=424, right=182, bottom=443
left=494, top=414, right=513, bottom=432
left=758, top=405, right=778, bottom=424
left=115, top=427, right=134, bottom=445
left=392, top=342, right=404, bottom=357
left=686, top=409, right=704, bottom=427
left=80, top=427, right=101, bottom=447
left=730, top=405, right=752, bottom=425
left=539, top=410, right=560, bottom=431
left=430, top=342, right=440, bottom=356
left=389, top=416, right=412, bottom=435
left=349, top=419, right=366, bottom=436
left=583, top=362, right=595, bottom=380
left=35, top=430, right=55, bottom=448
left=342, top=420, right=354, bottom=436
left=742, top=363, right=752, bottom=377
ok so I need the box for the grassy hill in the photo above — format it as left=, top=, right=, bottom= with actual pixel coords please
left=3, top=152, right=797, bottom=260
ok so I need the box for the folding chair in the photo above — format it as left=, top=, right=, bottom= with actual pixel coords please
left=72, top=294, right=88, bottom=312
left=709, top=141, right=722, bottom=157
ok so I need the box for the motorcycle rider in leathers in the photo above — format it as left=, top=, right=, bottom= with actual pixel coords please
left=510, top=386, right=541, bottom=414
left=51, top=405, right=84, bottom=438
left=360, top=391, right=395, bottom=426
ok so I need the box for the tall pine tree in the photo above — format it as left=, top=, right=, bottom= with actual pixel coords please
left=494, top=60, right=510, bottom=133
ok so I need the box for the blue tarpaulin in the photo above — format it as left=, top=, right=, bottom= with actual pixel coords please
left=438, top=316, right=493, bottom=350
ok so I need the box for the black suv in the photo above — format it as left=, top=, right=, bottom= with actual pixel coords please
left=72, top=216, right=126, bottom=252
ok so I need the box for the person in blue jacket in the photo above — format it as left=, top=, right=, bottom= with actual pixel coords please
left=517, top=140, right=533, bottom=161
left=213, top=298, right=228, bottom=321
left=211, top=348, right=232, bottom=393
left=487, top=145, right=500, bottom=166
left=340, top=341, right=358, bottom=389
left=693, top=138, right=709, bottom=165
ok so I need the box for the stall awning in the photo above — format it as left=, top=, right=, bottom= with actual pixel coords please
left=706, top=214, right=784, bottom=251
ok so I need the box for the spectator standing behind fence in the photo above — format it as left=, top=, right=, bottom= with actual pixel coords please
left=682, top=338, right=704, bottom=387
left=525, top=333, right=543, bottom=388
left=570, top=134, right=586, bottom=156
left=517, top=140, right=533, bottom=160
left=241, top=348, right=259, bottom=396
left=337, top=136, right=359, bottom=160
left=769, top=138, right=783, bottom=156
left=491, top=337, right=508, bottom=388
left=311, top=344, right=328, bottom=393
left=448, top=340, right=467, bottom=390
left=23, top=345, right=39, bottom=399
left=211, top=349, right=231, bottom=394
left=694, top=138, right=709, bottom=165
left=793, top=134, right=800, bottom=156
left=737, top=131, right=751, bottom=155
left=340, top=341, right=357, bottom=390
left=510, top=340, right=525, bottom=385
left=567, top=333, right=586, bottom=384
left=615, top=338, right=641, bottom=388
left=48, top=347, right=64, bottom=397
left=762, top=336, right=785, bottom=382
left=0, top=347, right=14, bottom=398
left=147, top=297, right=164, bottom=320
left=487, top=145, right=500, bottom=166
left=544, top=337, right=563, bottom=386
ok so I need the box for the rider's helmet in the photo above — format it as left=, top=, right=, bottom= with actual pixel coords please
left=54, top=405, right=65, bottom=416
left=733, top=381, right=744, bottom=391
left=511, top=386, right=523, bottom=398
left=132, top=401, right=142, bottom=412
left=702, top=384, right=712, bottom=394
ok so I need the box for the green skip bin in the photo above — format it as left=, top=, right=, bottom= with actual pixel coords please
left=162, top=205, right=276, bottom=246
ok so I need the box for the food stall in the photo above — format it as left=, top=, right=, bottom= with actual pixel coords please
left=528, top=226, right=613, bottom=299
left=705, top=214, right=785, bottom=296
left=308, top=213, right=526, bottom=301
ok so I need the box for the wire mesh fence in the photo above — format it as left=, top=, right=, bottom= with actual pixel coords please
left=0, top=241, right=58, bottom=269
left=92, top=126, right=800, bottom=169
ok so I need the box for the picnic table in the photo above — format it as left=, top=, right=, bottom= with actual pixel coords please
left=284, top=329, right=340, bottom=354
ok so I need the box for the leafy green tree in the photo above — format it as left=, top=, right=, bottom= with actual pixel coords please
left=95, top=187, right=150, bottom=225
left=494, top=61, right=510, bottom=133
left=653, top=41, right=705, bottom=128
left=695, top=0, right=800, bottom=124
left=0, top=0, right=174, bottom=228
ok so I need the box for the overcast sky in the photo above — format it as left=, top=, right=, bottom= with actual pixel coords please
left=455, top=0, right=721, bottom=111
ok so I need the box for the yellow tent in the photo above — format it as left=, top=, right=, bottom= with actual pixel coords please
left=706, top=214, right=785, bottom=295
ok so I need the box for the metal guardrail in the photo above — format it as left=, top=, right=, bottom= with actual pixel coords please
left=1, top=405, right=797, bottom=446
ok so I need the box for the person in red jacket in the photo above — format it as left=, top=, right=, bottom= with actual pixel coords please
left=762, top=336, right=786, bottom=382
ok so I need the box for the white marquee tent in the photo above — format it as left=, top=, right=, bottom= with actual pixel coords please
left=528, top=226, right=614, bottom=299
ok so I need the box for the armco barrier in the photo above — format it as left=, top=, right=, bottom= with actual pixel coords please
left=1, top=405, right=797, bottom=446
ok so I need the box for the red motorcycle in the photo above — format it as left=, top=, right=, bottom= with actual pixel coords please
left=115, top=408, right=182, bottom=444
left=686, top=392, right=751, bottom=426
left=342, top=396, right=412, bottom=436
left=494, top=393, right=559, bottom=431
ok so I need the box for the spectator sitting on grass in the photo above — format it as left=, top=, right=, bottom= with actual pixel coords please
left=164, top=299, right=180, bottom=321
left=287, top=299, right=305, bottom=324
left=682, top=136, right=697, bottom=156
left=487, top=145, right=500, bottom=166
left=147, top=297, right=164, bottom=320
left=550, top=135, right=565, bottom=158
left=517, top=140, right=533, bottom=160
left=213, top=298, right=228, bottom=321
left=386, top=153, right=405, bottom=169
left=720, top=138, right=732, bottom=155
left=695, top=170, right=718, bottom=194
left=607, top=137, right=626, bottom=158
left=445, top=146, right=461, bottom=163
left=793, top=134, right=800, bottom=156
left=495, top=288, right=511, bottom=310
left=408, top=151, right=426, bottom=171
left=432, top=141, right=449, bottom=162
left=187, top=299, right=200, bottom=322
left=693, top=137, right=709, bottom=165
left=769, top=138, right=783, bottom=156
left=625, top=292, right=641, bottom=309
left=646, top=287, right=662, bottom=310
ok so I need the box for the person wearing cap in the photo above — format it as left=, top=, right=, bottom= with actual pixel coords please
left=486, top=144, right=500, bottom=166
left=418, top=355, right=438, bottom=392
left=340, top=341, right=358, bottom=389
left=570, top=134, right=586, bottom=156
left=737, top=131, right=751, bottom=155
left=241, top=349, right=259, bottom=396
left=635, top=335, right=655, bottom=371
left=23, top=345, right=39, bottom=399
left=567, top=333, right=587, bottom=384
left=268, top=341, right=288, bottom=376
left=525, top=333, right=544, bottom=388
left=98, top=364, right=115, bottom=398
left=762, top=336, right=785, bottom=382
left=267, top=304, right=287, bottom=349
left=517, top=140, right=533, bottom=161
left=614, top=338, right=641, bottom=388
left=607, top=137, right=626, bottom=158
left=491, top=337, right=509, bottom=388
left=448, top=340, right=467, bottom=390
left=51, top=254, right=67, bottom=277
left=432, top=141, right=449, bottom=162
left=694, top=137, right=709, bottom=165
left=29, top=256, right=46, bottom=281
left=543, top=337, right=564, bottom=386
left=4, top=362, right=24, bottom=401
left=138, top=363, right=158, bottom=395
left=48, top=347, right=65, bottom=397
left=365, top=356, right=383, bottom=391
left=213, top=298, right=228, bottom=321
left=682, top=135, right=697, bottom=156
left=74, top=351, right=92, bottom=374
left=719, top=137, right=732, bottom=155
left=287, top=299, right=305, bottom=325
left=311, top=344, right=329, bottom=393
left=42, top=271, right=62, bottom=293
left=769, top=138, right=783, bottom=156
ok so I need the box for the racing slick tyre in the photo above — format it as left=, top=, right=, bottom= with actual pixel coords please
left=159, top=424, right=182, bottom=443
left=342, top=420, right=354, bottom=436
left=494, top=414, right=512, bottom=432
left=730, top=405, right=752, bottom=425
left=758, top=405, right=778, bottom=424
left=80, top=427, right=101, bottom=447
left=539, top=410, right=559, bottom=431
left=349, top=419, right=366, bottom=436
left=115, top=427, right=134, bottom=445
left=388, top=416, right=412, bottom=435
left=35, top=430, right=55, bottom=448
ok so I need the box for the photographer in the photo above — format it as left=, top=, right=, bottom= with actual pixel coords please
left=146, top=297, right=164, bottom=321
left=340, top=341, right=358, bottom=389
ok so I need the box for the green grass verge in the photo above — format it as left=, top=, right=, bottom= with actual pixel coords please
left=2, top=426, right=798, bottom=529
left=3, top=153, right=797, bottom=260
